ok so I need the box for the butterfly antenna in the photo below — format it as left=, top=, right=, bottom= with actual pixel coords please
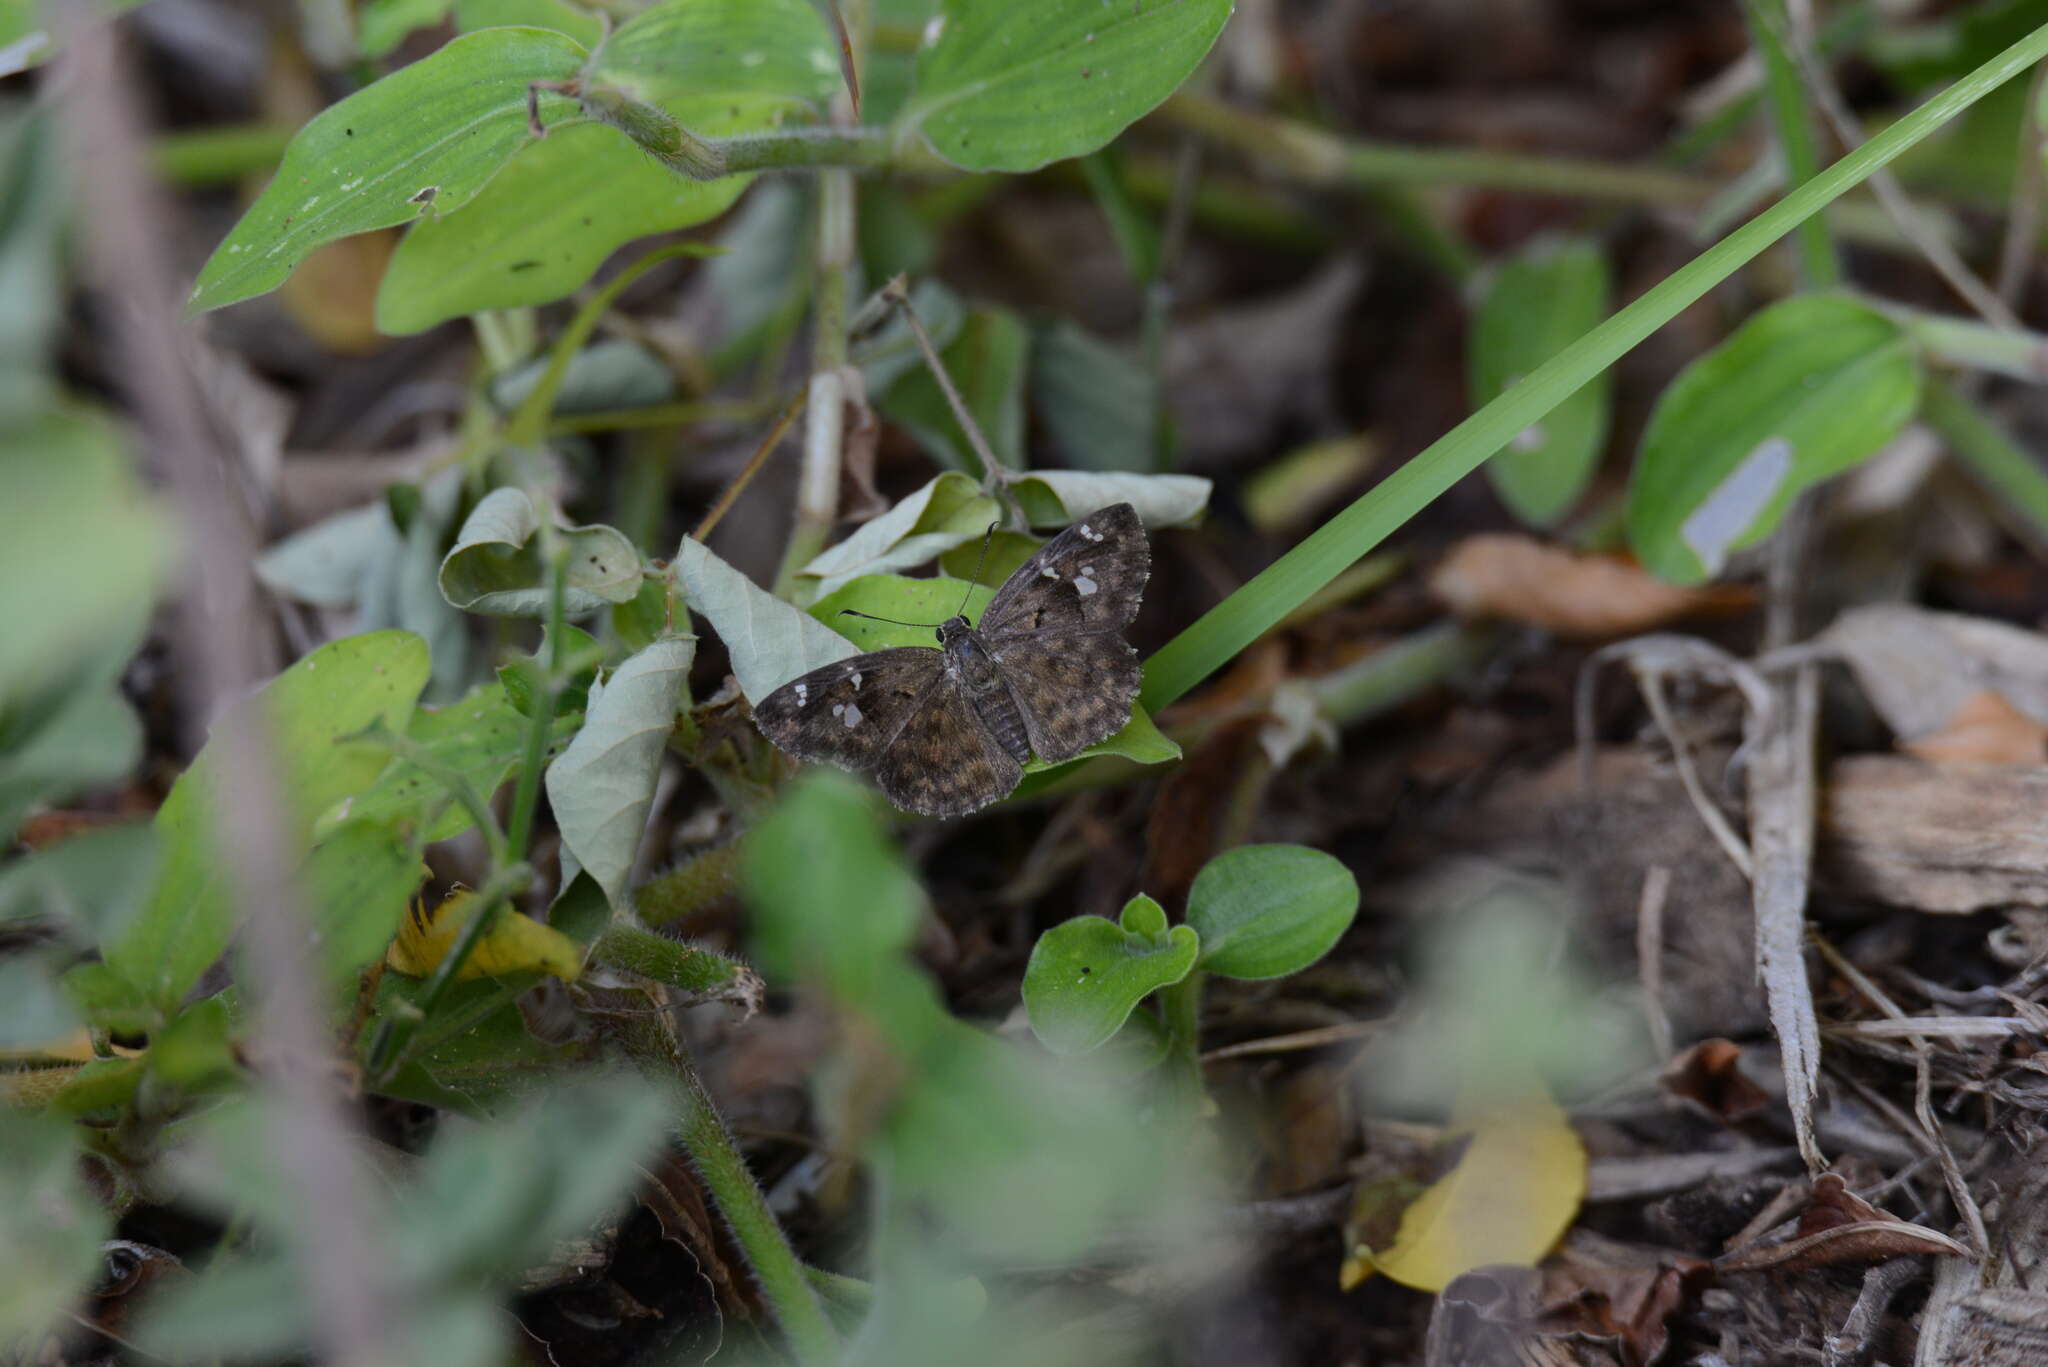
left=839, top=609, right=927, bottom=628
left=955, top=521, right=999, bottom=617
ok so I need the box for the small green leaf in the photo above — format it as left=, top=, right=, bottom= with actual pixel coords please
left=1187, top=844, right=1358, bottom=980
left=809, top=575, right=994, bottom=650
left=148, top=997, right=237, bottom=1089
left=255, top=498, right=398, bottom=608
left=498, top=625, right=599, bottom=719
left=1022, top=894, right=1199, bottom=1055
left=904, top=0, right=1232, bottom=172
left=438, top=487, right=644, bottom=616
left=1627, top=295, right=1922, bottom=583
left=0, top=1111, right=110, bottom=1345
left=544, top=637, right=694, bottom=907
left=1031, top=319, right=1159, bottom=473
left=1470, top=237, right=1612, bottom=527
left=301, top=820, right=421, bottom=985
left=672, top=535, right=859, bottom=702
left=189, top=26, right=590, bottom=313
left=797, top=472, right=999, bottom=599
left=109, top=631, right=432, bottom=1008
left=59, top=961, right=156, bottom=1037
left=879, top=307, right=1029, bottom=475
left=1008, top=468, right=1211, bottom=528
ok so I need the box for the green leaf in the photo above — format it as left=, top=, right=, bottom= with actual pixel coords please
left=189, top=26, right=589, bottom=314
left=108, top=631, right=432, bottom=1008
left=0, top=823, right=157, bottom=949
left=0, top=685, right=141, bottom=847
left=743, top=770, right=923, bottom=988
left=358, top=0, right=455, bottom=56
left=59, top=961, right=156, bottom=1037
left=374, top=975, right=574, bottom=1113
left=1009, top=468, right=1211, bottom=528
left=455, top=0, right=602, bottom=44
left=1030, top=319, right=1159, bottom=473
left=544, top=636, right=694, bottom=907
left=0, top=407, right=167, bottom=710
left=148, top=996, right=237, bottom=1089
left=497, top=625, right=599, bottom=719
left=438, top=487, right=644, bottom=616
left=47, top=1056, right=142, bottom=1117
left=879, top=306, right=1029, bottom=474
left=1627, top=295, right=1922, bottom=583
left=490, top=338, right=674, bottom=415
left=1187, top=844, right=1358, bottom=980
left=1469, top=237, right=1612, bottom=527
left=1038, top=701, right=1177, bottom=771
left=904, top=0, right=1232, bottom=172
left=704, top=179, right=810, bottom=347
left=672, top=535, right=858, bottom=702
left=853, top=278, right=963, bottom=395
left=0, top=953, right=76, bottom=1049
left=0, top=107, right=62, bottom=424
left=795, top=471, right=999, bottom=598
left=809, top=575, right=994, bottom=651
left=255, top=498, right=398, bottom=608
left=302, top=820, right=422, bottom=984
left=1022, top=894, right=1198, bottom=1055
left=324, top=680, right=564, bottom=845
left=0, top=1111, right=109, bottom=1345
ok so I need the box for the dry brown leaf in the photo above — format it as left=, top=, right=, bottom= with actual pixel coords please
left=1902, top=690, right=2048, bottom=766
left=1659, top=1038, right=1771, bottom=1125
left=1429, top=534, right=1753, bottom=639
left=1716, top=1173, right=1969, bottom=1272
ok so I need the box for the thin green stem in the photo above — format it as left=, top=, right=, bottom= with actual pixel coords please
left=1883, top=303, right=2048, bottom=381
left=1159, top=90, right=1714, bottom=205
left=505, top=547, right=568, bottom=864
left=1745, top=0, right=1841, bottom=288
left=1923, top=373, right=2048, bottom=552
left=153, top=122, right=292, bottom=185
left=1138, top=24, right=2048, bottom=713
left=1156, top=971, right=1206, bottom=1110
left=548, top=398, right=771, bottom=435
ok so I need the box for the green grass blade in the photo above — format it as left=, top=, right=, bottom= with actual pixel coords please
left=1138, top=23, right=2048, bottom=713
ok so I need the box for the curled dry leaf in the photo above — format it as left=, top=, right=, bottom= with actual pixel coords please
left=1901, top=690, right=2048, bottom=767
left=1429, top=534, right=1753, bottom=640
left=1716, top=1173, right=1968, bottom=1273
left=387, top=890, right=584, bottom=982
left=1660, top=1037, right=1772, bottom=1125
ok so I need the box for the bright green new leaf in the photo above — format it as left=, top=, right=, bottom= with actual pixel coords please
left=1187, top=844, right=1358, bottom=980
left=796, top=472, right=1000, bottom=598
left=1022, top=894, right=1198, bottom=1055
left=0, top=1111, right=109, bottom=1346
left=544, top=637, right=694, bottom=908
left=1628, top=295, right=1921, bottom=583
left=810, top=575, right=994, bottom=650
left=1009, top=468, right=1211, bottom=528
left=1031, top=319, right=1160, bottom=473
left=880, top=306, right=1029, bottom=475
left=189, top=27, right=589, bottom=313
left=438, top=487, right=644, bottom=617
left=673, top=535, right=859, bottom=701
left=108, top=631, right=432, bottom=1008
left=904, top=0, right=1233, bottom=172
left=1470, top=237, right=1612, bottom=527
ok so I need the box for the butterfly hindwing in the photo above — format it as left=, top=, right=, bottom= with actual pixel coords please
left=873, top=679, right=1024, bottom=819
left=753, top=649, right=944, bottom=772
left=979, top=503, right=1149, bottom=640
left=987, top=629, right=1142, bottom=763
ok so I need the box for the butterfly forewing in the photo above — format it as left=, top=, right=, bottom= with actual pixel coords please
left=872, top=678, right=1024, bottom=819
left=753, top=649, right=944, bottom=771
left=979, top=503, right=1149, bottom=640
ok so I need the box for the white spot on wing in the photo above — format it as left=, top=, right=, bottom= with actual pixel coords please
left=1040, top=565, right=1059, bottom=578
left=1078, top=522, right=1104, bottom=542
left=794, top=682, right=808, bottom=704
left=851, top=672, right=862, bottom=689
left=1074, top=575, right=1098, bottom=596
left=842, top=702, right=863, bottom=728
left=1681, top=436, right=1794, bottom=575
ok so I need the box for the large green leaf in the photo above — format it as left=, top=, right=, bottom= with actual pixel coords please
left=1469, top=238, right=1612, bottom=528
left=301, top=819, right=422, bottom=985
left=1627, top=295, right=1922, bottom=583
left=672, top=535, right=858, bottom=701
left=108, top=632, right=432, bottom=1007
left=378, top=0, right=838, bottom=332
left=903, top=0, right=1233, bottom=172
left=189, top=27, right=589, bottom=313
left=544, top=637, right=694, bottom=908
left=808, top=575, right=994, bottom=651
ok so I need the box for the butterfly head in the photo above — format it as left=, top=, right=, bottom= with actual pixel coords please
left=935, top=614, right=973, bottom=646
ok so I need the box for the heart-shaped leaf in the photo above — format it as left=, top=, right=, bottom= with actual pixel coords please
left=1022, top=893, right=1198, bottom=1056
left=438, top=487, right=644, bottom=617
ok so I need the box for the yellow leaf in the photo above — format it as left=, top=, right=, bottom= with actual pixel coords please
left=386, top=890, right=584, bottom=982
left=1345, top=1088, right=1586, bottom=1293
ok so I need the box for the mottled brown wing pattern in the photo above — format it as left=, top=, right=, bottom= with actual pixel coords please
left=979, top=503, right=1149, bottom=640
left=752, top=649, right=943, bottom=772
left=872, top=682, right=1024, bottom=819
left=988, top=630, right=1142, bottom=763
